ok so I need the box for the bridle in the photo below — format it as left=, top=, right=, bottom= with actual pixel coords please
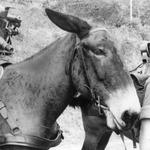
left=73, top=43, right=132, bottom=127
left=73, top=43, right=127, bottom=130
left=73, top=43, right=109, bottom=115
left=73, top=42, right=138, bottom=150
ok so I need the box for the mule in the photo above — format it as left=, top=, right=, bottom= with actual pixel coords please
left=0, top=8, right=141, bottom=150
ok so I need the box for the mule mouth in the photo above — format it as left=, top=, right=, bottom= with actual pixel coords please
left=103, top=109, right=126, bottom=131
left=103, top=84, right=141, bottom=131
left=121, top=111, right=139, bottom=131
left=113, top=122, right=134, bottom=132
left=104, top=108, right=140, bottom=132
left=112, top=120, right=137, bottom=134
left=104, top=110, right=139, bottom=131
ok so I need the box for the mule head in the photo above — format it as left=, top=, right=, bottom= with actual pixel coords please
left=45, top=8, right=141, bottom=131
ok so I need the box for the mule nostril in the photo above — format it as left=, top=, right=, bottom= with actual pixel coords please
left=122, top=111, right=130, bottom=122
left=122, top=111, right=139, bottom=129
left=131, top=113, right=139, bottom=122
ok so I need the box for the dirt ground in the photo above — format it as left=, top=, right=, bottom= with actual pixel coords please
left=0, top=1, right=141, bottom=150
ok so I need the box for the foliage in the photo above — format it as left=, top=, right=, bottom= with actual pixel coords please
left=40, top=0, right=150, bottom=28
left=4, top=0, right=150, bottom=27
left=139, top=0, right=150, bottom=25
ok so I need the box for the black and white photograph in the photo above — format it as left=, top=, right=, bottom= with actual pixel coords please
left=0, top=0, right=150, bottom=150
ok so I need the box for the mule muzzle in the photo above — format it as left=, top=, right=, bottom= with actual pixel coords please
left=121, top=110, right=139, bottom=130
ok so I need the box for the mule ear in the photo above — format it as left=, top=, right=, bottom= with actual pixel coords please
left=45, top=8, right=91, bottom=39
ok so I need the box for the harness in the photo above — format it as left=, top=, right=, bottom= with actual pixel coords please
left=0, top=131, right=63, bottom=149
left=0, top=99, right=64, bottom=149
left=0, top=65, right=63, bottom=149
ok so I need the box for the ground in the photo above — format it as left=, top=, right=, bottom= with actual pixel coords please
left=0, top=0, right=143, bottom=149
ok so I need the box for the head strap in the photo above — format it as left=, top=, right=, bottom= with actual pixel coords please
left=74, top=44, right=109, bottom=116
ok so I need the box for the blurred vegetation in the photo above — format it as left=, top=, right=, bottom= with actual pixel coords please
left=40, top=0, right=150, bottom=41
left=0, top=1, right=147, bottom=148
left=41, top=0, right=150, bottom=69
left=1, top=0, right=150, bottom=69
left=41, top=0, right=150, bottom=28
left=3, top=0, right=150, bottom=29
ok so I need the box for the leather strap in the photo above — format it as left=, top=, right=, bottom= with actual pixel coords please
left=0, top=130, right=63, bottom=150
left=0, top=96, right=64, bottom=149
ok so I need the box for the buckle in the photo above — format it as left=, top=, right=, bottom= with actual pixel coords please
left=95, top=96, right=103, bottom=115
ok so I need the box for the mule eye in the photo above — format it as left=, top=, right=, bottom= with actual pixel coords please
left=94, top=47, right=105, bottom=55
left=82, top=43, right=105, bottom=55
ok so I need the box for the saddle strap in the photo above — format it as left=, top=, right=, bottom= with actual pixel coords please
left=0, top=130, right=63, bottom=150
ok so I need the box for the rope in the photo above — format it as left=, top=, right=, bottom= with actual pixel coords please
left=129, top=63, right=144, bottom=73
left=120, top=133, right=127, bottom=150
left=131, top=129, right=137, bottom=148
left=78, top=46, right=92, bottom=89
